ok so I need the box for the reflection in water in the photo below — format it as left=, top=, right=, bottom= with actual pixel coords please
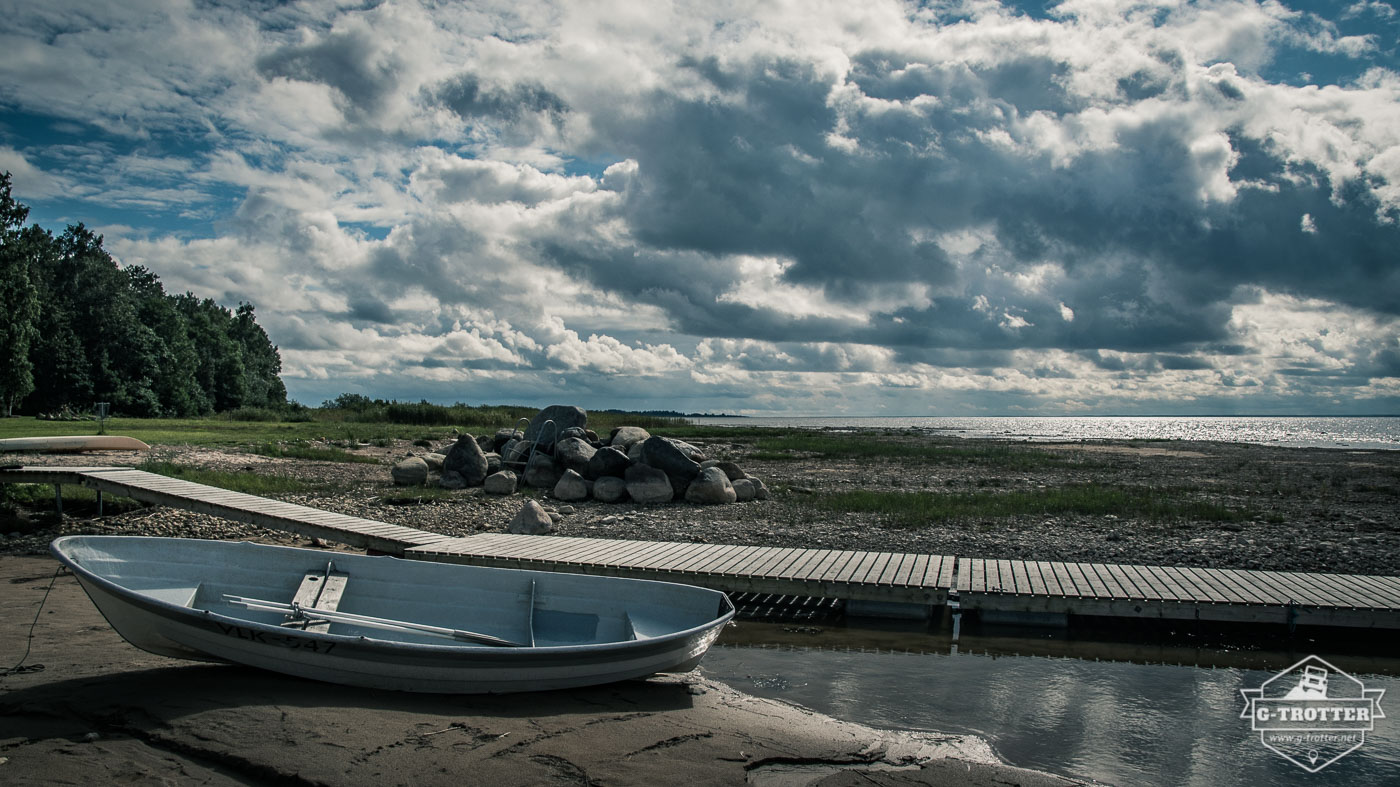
left=704, top=622, right=1399, bottom=786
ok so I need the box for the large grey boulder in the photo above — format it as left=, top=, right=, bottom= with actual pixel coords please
left=524, top=452, right=562, bottom=489
left=522, top=405, right=587, bottom=449
left=586, top=446, right=631, bottom=480
left=592, top=476, right=628, bottom=503
left=640, top=436, right=701, bottom=484
left=485, top=452, right=503, bottom=476
left=391, top=456, right=429, bottom=486
left=555, top=437, right=596, bottom=475
left=608, top=426, right=651, bottom=449
left=685, top=467, right=736, bottom=505
left=484, top=470, right=517, bottom=495
left=508, top=500, right=553, bottom=534
left=625, top=463, right=673, bottom=504
left=553, top=469, right=591, bottom=502
left=443, top=435, right=490, bottom=486
left=423, top=453, right=446, bottom=472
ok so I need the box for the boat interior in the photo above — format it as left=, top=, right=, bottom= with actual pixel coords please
left=59, top=537, right=732, bottom=649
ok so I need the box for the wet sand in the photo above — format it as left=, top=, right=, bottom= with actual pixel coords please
left=0, top=556, right=1084, bottom=786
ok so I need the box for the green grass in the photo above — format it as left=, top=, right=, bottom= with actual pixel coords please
left=814, top=484, right=1251, bottom=527
left=0, top=484, right=145, bottom=516
left=0, top=416, right=459, bottom=447
left=137, top=460, right=316, bottom=495
left=245, top=442, right=382, bottom=464
left=0, top=410, right=683, bottom=448
left=742, top=433, right=1083, bottom=469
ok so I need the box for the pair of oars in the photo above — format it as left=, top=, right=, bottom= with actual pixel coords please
left=223, top=595, right=524, bottom=647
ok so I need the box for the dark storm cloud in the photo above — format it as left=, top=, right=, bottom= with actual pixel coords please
left=433, top=73, right=568, bottom=126
left=257, top=26, right=403, bottom=122
left=559, top=35, right=1399, bottom=364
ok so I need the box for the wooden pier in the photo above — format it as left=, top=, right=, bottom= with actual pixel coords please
left=5, top=464, right=1400, bottom=629
left=1, top=466, right=454, bottom=554
left=957, top=557, right=1400, bottom=628
left=405, top=533, right=956, bottom=606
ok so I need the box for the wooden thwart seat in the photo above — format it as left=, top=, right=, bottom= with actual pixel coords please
left=283, top=568, right=349, bottom=631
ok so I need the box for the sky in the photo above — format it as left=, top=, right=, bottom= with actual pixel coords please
left=2, top=0, right=1398, bottom=416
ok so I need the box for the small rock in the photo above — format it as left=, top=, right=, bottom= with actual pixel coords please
left=587, top=446, right=632, bottom=480
left=732, top=478, right=757, bottom=502
left=507, top=500, right=553, bottom=535
left=609, top=426, right=651, bottom=449
left=391, top=456, right=429, bottom=486
left=83, top=732, right=100, bottom=742
left=685, top=467, right=737, bottom=505
left=625, top=464, right=674, bottom=504
left=484, top=470, right=518, bottom=495
left=593, top=476, right=628, bottom=503
left=548, top=512, right=562, bottom=525
left=555, top=437, right=597, bottom=475
left=640, top=436, right=701, bottom=484
left=422, top=452, right=446, bottom=472
left=751, top=478, right=770, bottom=500
left=700, top=460, right=746, bottom=481
left=492, top=428, right=524, bottom=452
left=443, top=435, right=490, bottom=486
left=553, top=470, right=591, bottom=502
left=558, top=505, right=577, bottom=515
left=559, top=426, right=590, bottom=442
left=524, top=452, right=563, bottom=489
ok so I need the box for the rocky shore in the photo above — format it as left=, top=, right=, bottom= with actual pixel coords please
left=3, top=430, right=1398, bottom=576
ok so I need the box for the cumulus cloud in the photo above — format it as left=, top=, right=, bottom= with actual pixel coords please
left=2, top=0, right=1397, bottom=413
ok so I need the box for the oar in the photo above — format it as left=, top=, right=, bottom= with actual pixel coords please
left=223, top=595, right=524, bottom=647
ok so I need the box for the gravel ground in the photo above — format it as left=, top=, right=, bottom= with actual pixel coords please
left=4, top=432, right=1398, bottom=576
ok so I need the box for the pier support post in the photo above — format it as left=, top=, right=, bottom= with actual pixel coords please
left=54, top=484, right=62, bottom=516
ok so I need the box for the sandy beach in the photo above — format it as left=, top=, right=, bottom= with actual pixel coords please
left=0, top=555, right=1084, bottom=786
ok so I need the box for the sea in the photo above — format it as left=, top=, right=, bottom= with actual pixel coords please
left=686, top=416, right=1400, bottom=451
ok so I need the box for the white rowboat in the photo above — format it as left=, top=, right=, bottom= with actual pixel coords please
left=51, top=536, right=734, bottom=693
left=0, top=435, right=150, bottom=452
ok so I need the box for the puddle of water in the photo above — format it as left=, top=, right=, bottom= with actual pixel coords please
left=704, top=621, right=1400, bottom=786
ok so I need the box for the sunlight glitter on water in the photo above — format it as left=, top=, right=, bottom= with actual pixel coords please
left=689, top=416, right=1400, bottom=450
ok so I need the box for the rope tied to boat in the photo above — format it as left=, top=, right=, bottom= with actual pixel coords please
left=1, top=564, right=63, bottom=678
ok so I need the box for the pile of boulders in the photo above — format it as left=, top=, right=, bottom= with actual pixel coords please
left=391, top=404, right=768, bottom=506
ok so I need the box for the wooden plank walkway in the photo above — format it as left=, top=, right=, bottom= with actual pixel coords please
left=406, top=533, right=956, bottom=605
left=1, top=466, right=454, bottom=554
left=7, top=465, right=1400, bottom=629
left=956, top=557, right=1400, bottom=629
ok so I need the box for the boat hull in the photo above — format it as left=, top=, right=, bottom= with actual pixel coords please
left=53, top=536, right=733, bottom=693
left=0, top=435, right=151, bottom=453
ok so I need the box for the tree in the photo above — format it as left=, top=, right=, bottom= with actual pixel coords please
left=0, top=173, right=40, bottom=416
left=1, top=180, right=288, bottom=416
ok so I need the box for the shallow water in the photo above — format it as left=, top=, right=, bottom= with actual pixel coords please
left=704, top=623, right=1400, bottom=786
left=689, top=415, right=1400, bottom=451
